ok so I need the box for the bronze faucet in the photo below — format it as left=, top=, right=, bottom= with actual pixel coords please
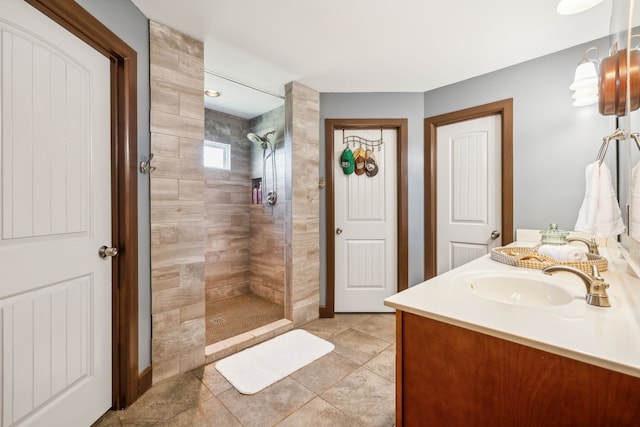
left=542, top=264, right=610, bottom=308
left=567, top=237, right=599, bottom=255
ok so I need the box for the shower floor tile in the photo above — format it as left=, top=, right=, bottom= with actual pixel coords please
left=206, top=294, right=283, bottom=345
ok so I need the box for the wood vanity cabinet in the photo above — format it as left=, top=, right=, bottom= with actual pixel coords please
left=396, top=311, right=640, bottom=426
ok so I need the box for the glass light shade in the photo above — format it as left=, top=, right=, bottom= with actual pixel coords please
left=572, top=86, right=599, bottom=106
left=572, top=95, right=598, bottom=107
left=571, top=86, right=598, bottom=99
left=569, top=61, right=599, bottom=90
left=557, top=0, right=603, bottom=15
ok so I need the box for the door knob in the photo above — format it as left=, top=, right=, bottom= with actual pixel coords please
left=99, top=245, right=118, bottom=258
left=336, top=227, right=343, bottom=235
left=490, top=230, right=501, bottom=240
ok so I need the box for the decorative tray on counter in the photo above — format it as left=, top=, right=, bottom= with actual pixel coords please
left=490, top=245, right=608, bottom=273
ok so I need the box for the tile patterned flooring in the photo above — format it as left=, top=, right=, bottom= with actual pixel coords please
left=93, top=314, right=396, bottom=426
left=206, top=294, right=284, bottom=345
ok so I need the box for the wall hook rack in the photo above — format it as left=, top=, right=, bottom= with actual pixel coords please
left=140, top=153, right=156, bottom=174
left=343, top=129, right=384, bottom=151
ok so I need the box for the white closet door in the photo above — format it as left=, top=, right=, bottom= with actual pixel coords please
left=0, top=0, right=112, bottom=425
left=436, top=115, right=502, bottom=275
left=334, top=129, right=397, bottom=312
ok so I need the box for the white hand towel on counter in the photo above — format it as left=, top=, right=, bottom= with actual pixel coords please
left=538, top=244, right=588, bottom=262
left=629, top=162, right=640, bottom=241
left=574, top=161, right=625, bottom=238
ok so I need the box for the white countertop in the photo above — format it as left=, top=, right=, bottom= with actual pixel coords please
left=384, top=244, right=640, bottom=378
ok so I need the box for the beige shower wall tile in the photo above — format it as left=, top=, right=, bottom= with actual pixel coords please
left=205, top=284, right=250, bottom=301
left=151, top=77, right=202, bottom=100
left=151, top=223, right=179, bottom=246
left=181, top=318, right=206, bottom=349
left=151, top=265, right=180, bottom=291
left=205, top=209, right=250, bottom=231
left=205, top=191, right=249, bottom=206
left=152, top=352, right=181, bottom=384
left=180, top=301, right=205, bottom=322
left=150, top=319, right=205, bottom=372
left=151, top=85, right=180, bottom=115
left=178, top=221, right=205, bottom=243
left=150, top=21, right=203, bottom=57
left=150, top=19, right=207, bottom=379
left=285, top=81, right=320, bottom=327
left=150, top=154, right=180, bottom=180
left=151, top=178, right=179, bottom=201
left=181, top=345, right=205, bottom=373
left=149, top=40, right=179, bottom=73
left=151, top=242, right=205, bottom=269
left=153, top=282, right=204, bottom=314
left=151, top=200, right=204, bottom=223
left=151, top=133, right=180, bottom=157
left=179, top=157, right=205, bottom=181
left=179, top=50, right=204, bottom=79
left=204, top=248, right=250, bottom=263
left=180, top=137, right=204, bottom=160
left=151, top=110, right=204, bottom=141
left=180, top=94, right=204, bottom=121
left=180, top=262, right=205, bottom=288
left=152, top=308, right=181, bottom=332
left=153, top=329, right=182, bottom=360
left=293, top=301, right=320, bottom=326
left=150, top=45, right=203, bottom=95
left=179, top=179, right=204, bottom=201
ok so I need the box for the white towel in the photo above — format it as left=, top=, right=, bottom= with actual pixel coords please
left=574, top=161, right=625, bottom=238
left=630, top=162, right=640, bottom=241
left=538, top=244, right=588, bottom=262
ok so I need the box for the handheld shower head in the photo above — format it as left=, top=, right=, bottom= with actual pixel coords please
left=247, top=132, right=263, bottom=145
left=247, top=131, right=276, bottom=149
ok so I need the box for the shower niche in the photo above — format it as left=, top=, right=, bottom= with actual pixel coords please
left=203, top=100, right=286, bottom=346
left=251, top=178, right=262, bottom=204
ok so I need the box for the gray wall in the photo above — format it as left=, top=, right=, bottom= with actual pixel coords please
left=424, top=38, right=615, bottom=233
left=74, top=0, right=151, bottom=371
left=320, top=37, right=618, bottom=298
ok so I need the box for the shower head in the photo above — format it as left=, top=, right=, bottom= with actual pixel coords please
left=247, top=132, right=264, bottom=145
left=247, top=131, right=276, bottom=149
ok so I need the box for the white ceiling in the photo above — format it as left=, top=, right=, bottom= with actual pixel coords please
left=131, top=0, right=615, bottom=118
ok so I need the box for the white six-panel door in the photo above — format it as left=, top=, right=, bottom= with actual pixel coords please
left=436, top=115, right=502, bottom=275
left=0, top=0, right=112, bottom=425
left=334, top=129, right=396, bottom=312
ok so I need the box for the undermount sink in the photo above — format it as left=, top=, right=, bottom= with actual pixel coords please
left=462, top=275, right=574, bottom=306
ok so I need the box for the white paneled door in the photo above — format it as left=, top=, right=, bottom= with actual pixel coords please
left=0, top=1, right=112, bottom=426
left=334, top=129, right=396, bottom=312
left=436, top=115, right=502, bottom=275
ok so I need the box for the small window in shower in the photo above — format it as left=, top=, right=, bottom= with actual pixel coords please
left=204, top=140, right=230, bottom=170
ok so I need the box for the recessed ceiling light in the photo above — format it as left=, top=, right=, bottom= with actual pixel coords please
left=204, top=89, right=221, bottom=97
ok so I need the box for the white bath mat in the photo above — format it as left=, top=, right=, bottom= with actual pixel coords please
left=215, top=329, right=334, bottom=395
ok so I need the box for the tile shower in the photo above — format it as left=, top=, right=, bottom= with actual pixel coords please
left=149, top=17, right=320, bottom=383
left=204, top=107, right=286, bottom=344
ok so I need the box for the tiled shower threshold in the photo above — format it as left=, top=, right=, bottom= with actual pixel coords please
left=204, top=318, right=293, bottom=364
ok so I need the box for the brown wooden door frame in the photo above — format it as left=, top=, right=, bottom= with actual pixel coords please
left=424, top=99, right=514, bottom=280
left=322, top=119, right=409, bottom=318
left=25, top=0, right=145, bottom=409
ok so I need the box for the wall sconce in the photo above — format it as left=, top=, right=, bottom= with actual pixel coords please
left=557, top=0, right=603, bottom=15
left=599, top=42, right=640, bottom=116
left=570, top=47, right=600, bottom=107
